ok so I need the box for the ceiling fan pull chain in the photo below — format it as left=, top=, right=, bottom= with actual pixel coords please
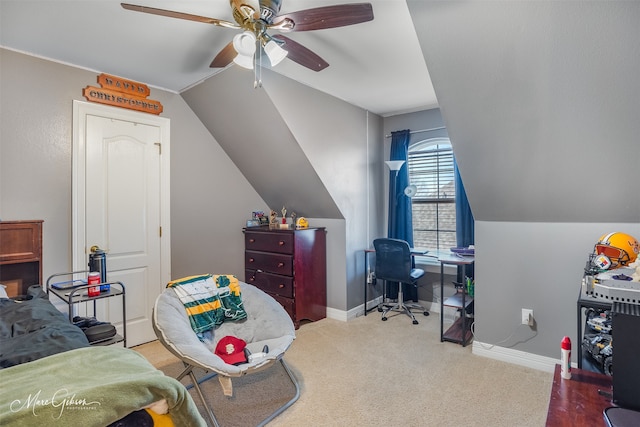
left=253, top=64, right=258, bottom=89
left=255, top=38, right=263, bottom=88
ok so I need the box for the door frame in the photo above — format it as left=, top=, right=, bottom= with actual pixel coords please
left=71, top=100, right=171, bottom=289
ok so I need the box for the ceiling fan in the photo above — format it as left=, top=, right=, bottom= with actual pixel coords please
left=121, top=0, right=374, bottom=73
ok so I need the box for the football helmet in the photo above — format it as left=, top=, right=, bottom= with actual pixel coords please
left=593, top=232, right=639, bottom=269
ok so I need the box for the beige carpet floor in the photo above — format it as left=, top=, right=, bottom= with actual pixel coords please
left=135, top=310, right=554, bottom=426
left=156, top=357, right=298, bottom=427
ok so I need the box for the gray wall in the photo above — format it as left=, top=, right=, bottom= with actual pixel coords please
left=407, top=0, right=640, bottom=363
left=476, top=221, right=640, bottom=358
left=264, top=71, right=384, bottom=312
left=408, top=0, right=640, bottom=223
left=0, top=48, right=266, bottom=285
left=0, top=47, right=385, bottom=318
left=181, top=67, right=384, bottom=313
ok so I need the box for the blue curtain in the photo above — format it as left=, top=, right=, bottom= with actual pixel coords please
left=455, top=158, right=474, bottom=279
left=387, top=130, right=417, bottom=301
left=454, top=158, right=474, bottom=247
left=388, top=130, right=413, bottom=246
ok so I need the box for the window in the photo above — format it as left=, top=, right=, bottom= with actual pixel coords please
left=407, top=138, right=456, bottom=250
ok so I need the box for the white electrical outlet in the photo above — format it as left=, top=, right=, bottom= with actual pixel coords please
left=367, top=271, right=376, bottom=284
left=522, top=308, right=534, bottom=326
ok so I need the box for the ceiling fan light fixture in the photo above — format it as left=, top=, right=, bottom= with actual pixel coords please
left=233, top=53, right=255, bottom=69
left=233, top=31, right=257, bottom=56
left=232, top=31, right=257, bottom=69
left=264, top=40, right=288, bottom=66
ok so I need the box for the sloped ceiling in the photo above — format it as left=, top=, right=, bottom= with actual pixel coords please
left=181, top=66, right=342, bottom=219
left=407, top=0, right=640, bottom=223
left=0, top=0, right=436, bottom=117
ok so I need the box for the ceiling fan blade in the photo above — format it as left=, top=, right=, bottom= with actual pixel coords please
left=270, top=3, right=373, bottom=32
left=121, top=3, right=239, bottom=29
left=272, top=35, right=329, bottom=72
left=210, top=41, right=237, bottom=68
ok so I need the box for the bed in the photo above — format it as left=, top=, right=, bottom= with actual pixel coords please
left=0, top=285, right=206, bottom=426
left=0, top=286, right=90, bottom=368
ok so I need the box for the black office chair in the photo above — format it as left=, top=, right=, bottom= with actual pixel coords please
left=373, top=238, right=429, bottom=324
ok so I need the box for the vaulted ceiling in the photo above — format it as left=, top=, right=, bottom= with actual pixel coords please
left=407, top=0, right=639, bottom=223
left=2, top=1, right=638, bottom=224
left=0, top=0, right=436, bottom=117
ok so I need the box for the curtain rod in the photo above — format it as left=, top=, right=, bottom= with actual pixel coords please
left=384, top=126, right=446, bottom=138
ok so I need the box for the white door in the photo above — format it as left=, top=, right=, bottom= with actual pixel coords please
left=73, top=100, right=170, bottom=347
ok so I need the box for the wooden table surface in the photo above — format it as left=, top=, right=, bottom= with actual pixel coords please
left=546, top=364, right=613, bottom=426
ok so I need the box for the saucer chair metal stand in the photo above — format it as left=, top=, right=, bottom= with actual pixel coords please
left=152, top=282, right=299, bottom=427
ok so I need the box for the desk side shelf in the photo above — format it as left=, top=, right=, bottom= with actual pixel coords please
left=439, top=255, right=475, bottom=347
left=442, top=290, right=474, bottom=345
left=443, top=292, right=474, bottom=310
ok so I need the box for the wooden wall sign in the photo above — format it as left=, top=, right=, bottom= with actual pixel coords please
left=83, top=73, right=163, bottom=115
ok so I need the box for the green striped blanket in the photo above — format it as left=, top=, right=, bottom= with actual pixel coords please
left=166, top=274, right=247, bottom=334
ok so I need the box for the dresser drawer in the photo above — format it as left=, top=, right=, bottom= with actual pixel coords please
left=245, top=269, right=294, bottom=298
left=245, top=231, right=294, bottom=254
left=0, top=221, right=42, bottom=262
left=269, top=293, right=295, bottom=320
left=245, top=250, right=293, bottom=276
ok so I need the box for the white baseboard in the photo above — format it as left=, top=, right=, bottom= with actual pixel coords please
left=326, top=306, right=350, bottom=322
left=328, top=298, right=439, bottom=322
left=472, top=341, right=565, bottom=373
left=326, top=297, right=383, bottom=322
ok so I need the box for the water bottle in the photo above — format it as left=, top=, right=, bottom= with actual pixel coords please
left=88, top=247, right=109, bottom=292
left=561, top=336, right=572, bottom=380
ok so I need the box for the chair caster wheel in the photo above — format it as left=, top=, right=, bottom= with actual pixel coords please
left=423, top=312, right=430, bottom=316
left=381, top=317, right=387, bottom=321
left=377, top=307, right=383, bottom=312
left=413, top=320, right=419, bottom=325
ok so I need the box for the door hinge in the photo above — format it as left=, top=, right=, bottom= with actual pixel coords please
left=159, top=226, right=162, bottom=237
left=154, top=142, right=161, bottom=155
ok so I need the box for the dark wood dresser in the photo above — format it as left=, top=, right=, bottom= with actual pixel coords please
left=0, top=220, right=43, bottom=297
left=244, top=226, right=326, bottom=328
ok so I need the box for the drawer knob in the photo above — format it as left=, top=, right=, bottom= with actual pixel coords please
left=279, top=284, right=285, bottom=289
left=278, top=262, right=285, bottom=267
left=278, top=241, right=285, bottom=246
left=248, top=258, right=255, bottom=263
left=249, top=238, right=256, bottom=243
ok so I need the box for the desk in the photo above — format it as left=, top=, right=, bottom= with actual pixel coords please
left=362, top=248, right=431, bottom=316
left=546, top=364, right=613, bottom=426
left=438, top=253, right=474, bottom=346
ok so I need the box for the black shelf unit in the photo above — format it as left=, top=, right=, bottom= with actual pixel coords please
left=47, top=272, right=126, bottom=347
left=577, top=286, right=611, bottom=374
left=441, top=286, right=474, bottom=346
left=439, top=255, right=475, bottom=347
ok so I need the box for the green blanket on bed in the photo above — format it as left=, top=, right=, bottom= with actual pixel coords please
left=0, top=346, right=206, bottom=426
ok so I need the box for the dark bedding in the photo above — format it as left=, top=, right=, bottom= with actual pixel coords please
left=0, top=285, right=89, bottom=368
